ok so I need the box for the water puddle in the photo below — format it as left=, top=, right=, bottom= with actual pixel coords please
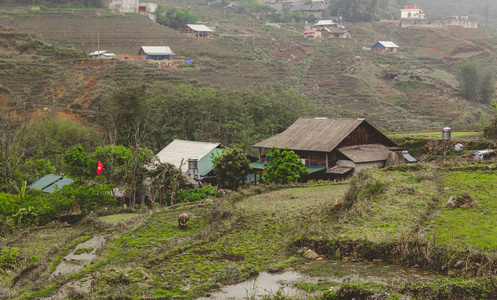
left=200, top=271, right=305, bottom=300
left=200, top=260, right=439, bottom=299
left=51, top=235, right=106, bottom=277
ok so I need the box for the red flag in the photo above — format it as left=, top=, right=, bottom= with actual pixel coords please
left=96, top=161, right=104, bottom=175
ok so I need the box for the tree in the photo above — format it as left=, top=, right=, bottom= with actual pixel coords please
left=22, top=117, right=100, bottom=170
left=0, top=100, right=28, bottom=193
left=458, top=62, right=480, bottom=102
left=63, top=145, right=95, bottom=180
left=148, top=160, right=190, bottom=206
left=95, top=84, right=156, bottom=207
left=212, top=148, right=251, bottom=189
left=263, top=147, right=308, bottom=184
left=158, top=8, right=198, bottom=29
left=480, top=72, right=495, bottom=104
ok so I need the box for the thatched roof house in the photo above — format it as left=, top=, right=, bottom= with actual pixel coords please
left=252, top=118, right=403, bottom=179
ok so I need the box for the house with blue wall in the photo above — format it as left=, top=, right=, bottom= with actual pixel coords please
left=138, top=46, right=176, bottom=60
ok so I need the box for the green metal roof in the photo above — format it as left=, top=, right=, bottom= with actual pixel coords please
left=249, top=162, right=325, bottom=174
left=42, top=177, right=75, bottom=193
left=29, top=174, right=74, bottom=193
left=250, top=162, right=265, bottom=170
left=198, top=148, right=224, bottom=178
left=29, top=174, right=62, bottom=190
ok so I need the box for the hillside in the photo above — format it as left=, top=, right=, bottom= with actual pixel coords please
left=1, top=7, right=497, bottom=133
left=3, top=160, right=497, bottom=298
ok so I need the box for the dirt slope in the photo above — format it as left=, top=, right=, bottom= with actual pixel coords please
left=1, top=9, right=496, bottom=131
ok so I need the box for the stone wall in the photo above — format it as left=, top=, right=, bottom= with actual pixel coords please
left=400, top=18, right=478, bottom=29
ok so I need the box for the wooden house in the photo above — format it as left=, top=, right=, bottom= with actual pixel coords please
left=372, top=41, right=399, bottom=53
left=320, top=27, right=351, bottom=38
left=252, top=118, right=403, bottom=180
left=138, top=46, right=175, bottom=60
left=181, top=24, right=214, bottom=38
left=315, top=20, right=337, bottom=30
left=303, top=29, right=321, bottom=39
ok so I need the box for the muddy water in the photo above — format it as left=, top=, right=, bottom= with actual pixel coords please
left=51, top=235, right=106, bottom=277
left=202, top=260, right=439, bottom=299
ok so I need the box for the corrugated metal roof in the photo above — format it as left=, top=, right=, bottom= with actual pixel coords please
left=29, top=174, right=61, bottom=191
left=322, top=27, right=347, bottom=34
left=338, top=144, right=389, bottom=163
left=253, top=118, right=365, bottom=152
left=156, top=139, right=222, bottom=173
left=326, top=165, right=354, bottom=174
left=377, top=41, right=399, bottom=48
left=250, top=162, right=265, bottom=170
left=42, top=177, right=75, bottom=193
left=403, top=151, right=417, bottom=163
left=29, top=174, right=75, bottom=193
left=186, top=24, right=214, bottom=32
left=315, top=20, right=335, bottom=26
left=140, top=46, right=175, bottom=56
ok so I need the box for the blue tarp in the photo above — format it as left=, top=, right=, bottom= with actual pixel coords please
left=185, top=60, right=194, bottom=65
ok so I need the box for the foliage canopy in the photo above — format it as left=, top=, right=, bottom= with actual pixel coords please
left=263, top=147, right=308, bottom=184
left=212, top=148, right=251, bottom=189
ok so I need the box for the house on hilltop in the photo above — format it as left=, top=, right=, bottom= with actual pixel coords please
left=181, top=24, right=215, bottom=38
left=138, top=46, right=175, bottom=60
left=156, top=139, right=223, bottom=185
left=252, top=118, right=403, bottom=180
left=400, top=4, right=425, bottom=19
left=372, top=41, right=399, bottom=53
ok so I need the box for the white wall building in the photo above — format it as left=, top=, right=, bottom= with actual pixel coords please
left=400, top=4, right=425, bottom=19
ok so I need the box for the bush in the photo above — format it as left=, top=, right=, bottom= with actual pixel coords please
left=263, top=147, right=308, bottom=184
left=212, top=148, right=251, bottom=189
left=176, top=186, right=217, bottom=203
left=0, top=247, right=19, bottom=270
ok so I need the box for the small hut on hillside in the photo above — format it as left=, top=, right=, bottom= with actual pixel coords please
left=138, top=46, right=175, bottom=60
left=156, top=139, right=223, bottom=185
left=181, top=24, right=214, bottom=38
left=372, top=41, right=399, bottom=53
left=88, top=50, right=116, bottom=59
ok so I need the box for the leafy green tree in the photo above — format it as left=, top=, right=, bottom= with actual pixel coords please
left=212, top=148, right=251, bottom=189
left=158, top=8, right=198, bottom=29
left=57, top=183, right=115, bottom=215
left=458, top=62, right=480, bottom=101
left=93, top=144, right=133, bottom=187
left=20, top=158, right=56, bottom=183
left=63, top=145, right=96, bottom=180
left=263, top=147, right=308, bottom=184
left=148, top=161, right=190, bottom=206
left=96, top=84, right=156, bottom=207
left=22, top=117, right=100, bottom=169
left=0, top=100, right=27, bottom=194
left=480, top=72, right=495, bottom=104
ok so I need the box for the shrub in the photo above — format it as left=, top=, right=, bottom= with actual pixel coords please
left=177, top=186, right=217, bottom=203
left=212, top=148, right=251, bottom=189
left=0, top=247, right=19, bottom=270
left=263, top=147, right=308, bottom=184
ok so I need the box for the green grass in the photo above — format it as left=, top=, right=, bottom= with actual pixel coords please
left=432, top=169, right=497, bottom=250
left=387, top=131, right=482, bottom=141
left=98, top=213, right=139, bottom=225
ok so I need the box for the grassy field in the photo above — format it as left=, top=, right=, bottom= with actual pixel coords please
left=4, top=159, right=497, bottom=298
left=387, top=131, right=482, bottom=141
